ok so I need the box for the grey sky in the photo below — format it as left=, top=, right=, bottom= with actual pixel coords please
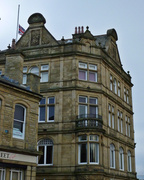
left=0, top=0, right=144, bottom=175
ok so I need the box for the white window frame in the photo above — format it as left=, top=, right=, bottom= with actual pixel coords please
left=113, top=78, right=117, bottom=94
left=127, top=150, right=132, bottom=172
left=38, top=98, right=46, bottom=122
left=0, top=168, right=5, bottom=180
left=110, top=144, right=115, bottom=168
left=47, top=97, right=55, bottom=122
left=89, top=135, right=99, bottom=164
left=38, top=139, right=53, bottom=166
left=22, top=67, right=27, bottom=84
left=119, top=147, right=124, bottom=171
left=78, top=135, right=99, bottom=165
left=89, top=64, right=98, bottom=82
left=108, top=105, right=115, bottom=129
left=10, top=170, right=23, bottom=180
left=40, top=64, right=49, bottom=83
left=13, top=104, right=26, bottom=139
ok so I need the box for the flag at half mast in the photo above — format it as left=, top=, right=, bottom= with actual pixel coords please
left=19, top=24, right=25, bottom=35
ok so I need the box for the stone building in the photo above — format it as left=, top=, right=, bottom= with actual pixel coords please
left=0, top=13, right=138, bottom=180
left=0, top=51, right=42, bottom=180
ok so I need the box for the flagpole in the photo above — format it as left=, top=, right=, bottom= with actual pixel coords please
left=16, top=4, right=20, bottom=42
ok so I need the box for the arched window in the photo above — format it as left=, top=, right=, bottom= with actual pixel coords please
left=127, top=150, right=132, bottom=172
left=110, top=144, right=115, bottom=168
left=13, top=104, right=26, bottom=139
left=38, top=139, right=53, bottom=165
left=119, top=147, right=124, bottom=170
left=29, top=66, right=39, bottom=76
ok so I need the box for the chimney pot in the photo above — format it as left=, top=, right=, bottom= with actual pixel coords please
left=75, top=27, right=77, bottom=34
left=78, top=26, right=80, bottom=34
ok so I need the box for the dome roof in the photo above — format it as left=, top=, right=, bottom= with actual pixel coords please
left=28, top=13, right=46, bottom=24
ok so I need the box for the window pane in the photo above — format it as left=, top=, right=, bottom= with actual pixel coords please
left=0, top=169, right=5, bottom=180
left=14, top=105, right=24, bottom=121
left=23, top=67, right=27, bottom=73
left=80, top=144, right=87, bottom=163
left=89, top=135, right=99, bottom=141
left=89, top=71, right=97, bottom=82
left=46, top=146, right=53, bottom=164
left=48, top=97, right=55, bottom=104
left=39, top=107, right=45, bottom=121
left=23, top=74, right=27, bottom=84
left=79, top=62, right=87, bottom=68
left=79, top=135, right=87, bottom=141
left=29, top=66, right=39, bottom=76
left=79, top=96, right=87, bottom=103
left=79, top=70, right=87, bottom=80
left=41, top=64, right=49, bottom=70
left=90, top=106, right=98, bottom=117
left=40, top=72, right=48, bottom=82
left=90, top=143, right=99, bottom=163
left=13, top=121, right=23, bottom=133
left=48, top=106, right=55, bottom=120
left=12, top=172, right=18, bottom=180
left=38, top=146, right=44, bottom=164
left=40, top=98, right=46, bottom=105
left=89, top=98, right=97, bottom=104
left=89, top=64, right=97, bottom=70
left=79, top=105, right=87, bottom=117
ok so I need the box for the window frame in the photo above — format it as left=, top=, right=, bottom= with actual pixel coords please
left=78, top=135, right=99, bottom=165
left=119, top=147, right=124, bottom=171
left=78, top=96, right=98, bottom=118
left=10, top=169, right=23, bottom=180
left=0, top=168, right=5, bottom=180
left=108, top=104, right=115, bottom=129
left=38, top=97, right=55, bottom=123
left=47, top=97, right=55, bottom=122
left=38, top=139, right=53, bottom=166
left=13, top=104, right=26, bottom=139
left=40, top=64, right=49, bottom=83
left=127, top=150, right=132, bottom=172
left=78, top=62, right=98, bottom=82
left=110, top=144, right=115, bottom=169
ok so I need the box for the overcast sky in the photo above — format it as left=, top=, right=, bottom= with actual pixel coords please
left=0, top=0, right=144, bottom=176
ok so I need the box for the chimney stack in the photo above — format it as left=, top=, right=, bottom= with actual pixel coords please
left=5, top=52, right=24, bottom=84
left=75, top=26, right=84, bottom=34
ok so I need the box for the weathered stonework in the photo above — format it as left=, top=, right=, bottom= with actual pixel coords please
left=0, top=13, right=138, bottom=180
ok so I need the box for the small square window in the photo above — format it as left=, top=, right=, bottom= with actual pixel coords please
left=79, top=62, right=87, bottom=68
left=41, top=65, right=49, bottom=70
left=89, top=64, right=97, bottom=70
left=79, top=96, right=87, bottom=103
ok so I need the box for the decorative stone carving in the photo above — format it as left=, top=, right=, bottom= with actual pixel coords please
left=31, top=30, right=40, bottom=46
